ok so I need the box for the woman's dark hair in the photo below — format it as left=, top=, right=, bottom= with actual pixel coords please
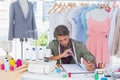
left=54, top=25, right=70, bottom=38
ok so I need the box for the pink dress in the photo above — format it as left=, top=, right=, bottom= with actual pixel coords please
left=86, top=15, right=110, bottom=64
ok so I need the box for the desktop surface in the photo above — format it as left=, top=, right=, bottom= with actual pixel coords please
left=22, top=70, right=113, bottom=80
left=22, top=63, right=113, bottom=80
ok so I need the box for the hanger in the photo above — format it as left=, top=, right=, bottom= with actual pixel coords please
left=48, top=2, right=78, bottom=14
left=48, top=3, right=58, bottom=14
left=53, top=2, right=62, bottom=13
left=100, top=3, right=111, bottom=12
left=65, top=3, right=72, bottom=10
left=105, top=4, right=111, bottom=12
left=71, top=3, right=77, bottom=8
left=65, top=2, right=77, bottom=10
left=80, top=3, right=89, bottom=7
left=57, top=3, right=67, bottom=13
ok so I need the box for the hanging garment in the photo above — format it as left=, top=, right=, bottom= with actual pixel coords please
left=8, top=0, right=37, bottom=40
left=59, top=11, right=72, bottom=36
left=80, top=4, right=97, bottom=44
left=49, top=13, right=61, bottom=41
left=112, top=9, right=120, bottom=57
left=49, top=11, right=72, bottom=41
left=68, top=7, right=88, bottom=43
left=108, top=8, right=119, bottom=54
left=86, top=11, right=110, bottom=64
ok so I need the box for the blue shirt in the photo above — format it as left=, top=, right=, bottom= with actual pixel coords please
left=80, top=4, right=97, bottom=43
left=68, top=7, right=88, bottom=43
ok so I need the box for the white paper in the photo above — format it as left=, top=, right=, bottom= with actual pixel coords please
left=61, top=64, right=94, bottom=74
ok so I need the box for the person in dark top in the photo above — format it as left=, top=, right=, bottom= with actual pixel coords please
left=48, top=25, right=96, bottom=71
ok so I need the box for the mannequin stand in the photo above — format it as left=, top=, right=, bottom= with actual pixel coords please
left=21, top=41, right=23, bottom=60
left=20, top=38, right=27, bottom=60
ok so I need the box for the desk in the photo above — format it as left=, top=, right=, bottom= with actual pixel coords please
left=22, top=71, right=112, bottom=80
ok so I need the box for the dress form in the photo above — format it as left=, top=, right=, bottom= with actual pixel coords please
left=19, top=0, right=29, bottom=60
left=86, top=8, right=109, bottom=22
left=9, top=0, right=37, bottom=60
left=19, top=0, right=29, bottom=42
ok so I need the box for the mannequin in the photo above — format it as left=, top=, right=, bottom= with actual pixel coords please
left=9, top=0, right=38, bottom=59
left=86, top=8, right=109, bottom=22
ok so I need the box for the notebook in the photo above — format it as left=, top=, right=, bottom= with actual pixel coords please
left=61, top=64, right=94, bottom=74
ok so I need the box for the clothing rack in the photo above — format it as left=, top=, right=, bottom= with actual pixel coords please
left=53, top=0, right=117, bottom=6
left=48, top=1, right=116, bottom=14
left=54, top=0, right=114, bottom=1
